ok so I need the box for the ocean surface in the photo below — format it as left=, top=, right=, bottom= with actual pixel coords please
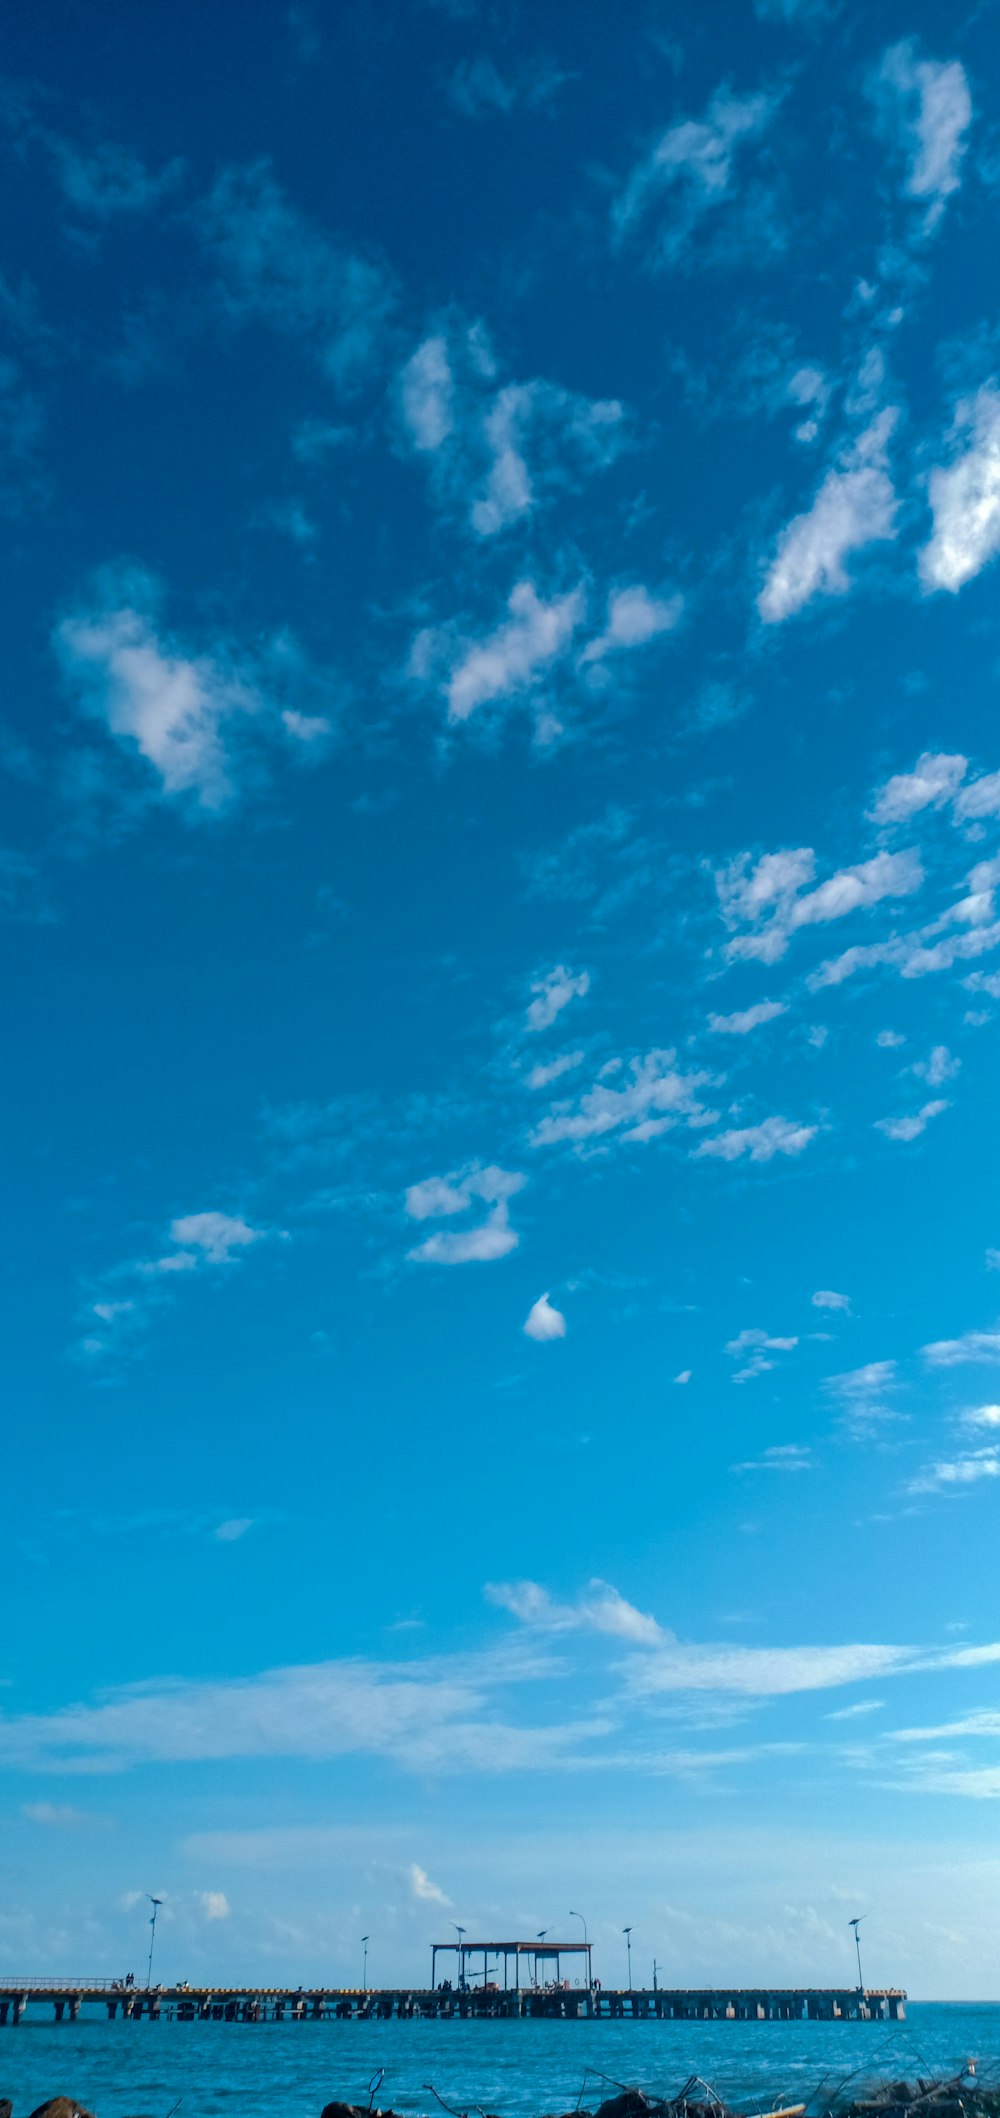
left=0, top=2002, right=997, bottom=2118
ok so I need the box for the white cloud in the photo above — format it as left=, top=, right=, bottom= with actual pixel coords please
left=825, top=1700, right=885, bottom=1721
left=720, top=844, right=922, bottom=965
left=399, top=335, right=454, bottom=450
left=907, top=1448, right=1000, bottom=1495
left=912, top=1044, right=959, bottom=1087
left=871, top=41, right=972, bottom=225
left=757, top=412, right=898, bottom=624
left=963, top=1405, right=1000, bottom=1429
left=169, top=1212, right=262, bottom=1263
left=872, top=750, right=968, bottom=824
left=920, top=387, right=1000, bottom=595
left=523, top=1292, right=567, bottom=1342
left=695, top=1115, right=816, bottom=1163
left=0, top=1644, right=600, bottom=1776
left=56, top=576, right=258, bottom=811
left=733, top=1443, right=812, bottom=1471
left=876, top=1029, right=906, bottom=1048
left=199, top=1890, right=230, bottom=1920
left=22, top=1801, right=105, bottom=1829
left=614, top=86, right=778, bottom=268
left=406, top=1164, right=524, bottom=1265
left=214, top=1519, right=254, bottom=1543
left=486, top=1577, right=663, bottom=1645
left=580, top=585, right=682, bottom=664
left=200, top=160, right=395, bottom=392
left=526, top=1052, right=584, bottom=1091
left=407, top=1862, right=450, bottom=1905
left=924, top=1329, right=1000, bottom=1367
left=397, top=326, right=626, bottom=538
left=675, top=1369, right=692, bottom=1384
left=875, top=1097, right=949, bottom=1142
left=526, top=964, right=590, bottom=1032
left=727, top=1326, right=798, bottom=1383
left=813, top=1289, right=850, bottom=1313
left=707, top=999, right=788, bottom=1035
left=530, top=1050, right=711, bottom=1148
left=439, top=580, right=584, bottom=724
left=826, top=1360, right=897, bottom=1404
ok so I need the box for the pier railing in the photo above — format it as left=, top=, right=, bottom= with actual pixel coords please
left=0, top=1984, right=907, bottom=2026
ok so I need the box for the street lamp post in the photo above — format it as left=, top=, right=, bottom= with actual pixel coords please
left=452, top=1923, right=466, bottom=1991
left=849, top=1918, right=865, bottom=1992
left=361, top=1935, right=370, bottom=1991
left=623, top=1926, right=633, bottom=1991
left=146, top=1897, right=162, bottom=1990
left=653, top=1959, right=659, bottom=1992
left=569, top=1911, right=590, bottom=1987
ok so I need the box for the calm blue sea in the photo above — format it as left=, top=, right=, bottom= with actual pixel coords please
left=0, top=2002, right=997, bottom=2118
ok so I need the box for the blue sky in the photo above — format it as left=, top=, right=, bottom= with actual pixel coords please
left=3, top=0, right=1000, bottom=2000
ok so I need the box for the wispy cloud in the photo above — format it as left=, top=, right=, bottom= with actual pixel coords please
left=757, top=412, right=898, bottom=624
left=695, top=1115, right=816, bottom=1163
left=874, top=1097, right=949, bottom=1143
left=813, top=1290, right=850, bottom=1313
left=529, top=1049, right=712, bottom=1149
left=397, top=325, right=626, bottom=538
left=871, top=750, right=968, bottom=824
left=921, top=387, right=1000, bottom=596
left=199, top=160, right=395, bottom=393
left=406, top=1164, right=524, bottom=1264
left=614, top=85, right=780, bottom=270
left=485, top=1577, right=663, bottom=1645
left=719, top=842, right=922, bottom=965
left=907, top=1447, right=1000, bottom=1495
left=525, top=964, right=590, bottom=1032
left=55, top=566, right=332, bottom=813
left=446, top=55, right=571, bottom=120
left=414, top=578, right=584, bottom=729
left=707, top=999, right=788, bottom=1035
left=726, top=1326, right=798, bottom=1383
left=732, top=1442, right=812, bottom=1472
left=923, top=1329, right=1000, bottom=1367
left=870, top=40, right=972, bottom=232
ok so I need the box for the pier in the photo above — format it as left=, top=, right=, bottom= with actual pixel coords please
left=0, top=1978, right=906, bottom=2026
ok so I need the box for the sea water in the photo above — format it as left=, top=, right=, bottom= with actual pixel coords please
left=0, top=2002, right=997, bottom=2118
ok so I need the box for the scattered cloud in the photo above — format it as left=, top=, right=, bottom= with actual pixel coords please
left=407, top=1862, right=450, bottom=1905
left=874, top=1098, right=949, bottom=1142
left=199, top=1890, right=231, bottom=1920
left=446, top=55, right=570, bottom=120
left=813, top=1289, right=850, bottom=1313
left=912, top=1045, right=959, bottom=1088
left=213, top=1518, right=254, bottom=1543
left=757, top=411, right=898, bottom=624
left=199, top=159, right=395, bottom=392
left=920, top=387, right=1000, bottom=596
left=22, top=1801, right=108, bottom=1829
left=707, top=999, right=788, bottom=1035
left=47, top=136, right=185, bottom=221
left=486, top=1577, right=663, bottom=1645
left=695, top=1115, right=816, bottom=1163
left=962, top=1405, right=1000, bottom=1430
left=55, top=567, right=333, bottom=814
left=415, top=578, right=584, bottom=727
left=526, top=1051, right=584, bottom=1091
left=907, top=1447, right=1000, bottom=1495
left=580, top=585, right=682, bottom=665
left=526, top=964, right=590, bottom=1032
left=406, top=1164, right=524, bottom=1264
left=923, top=1329, right=1000, bottom=1367
left=732, top=1442, right=812, bottom=1471
left=397, top=325, right=626, bottom=538
left=872, top=750, right=968, bottom=824
left=169, top=1212, right=262, bottom=1264
left=870, top=41, right=972, bottom=230
left=523, top=1292, right=567, bottom=1342
left=613, top=85, right=780, bottom=271
left=530, top=1050, right=711, bottom=1149
left=719, top=843, right=923, bottom=965
left=726, top=1326, right=798, bottom=1382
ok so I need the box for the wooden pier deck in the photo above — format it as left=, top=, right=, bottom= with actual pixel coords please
left=0, top=1981, right=906, bottom=2025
